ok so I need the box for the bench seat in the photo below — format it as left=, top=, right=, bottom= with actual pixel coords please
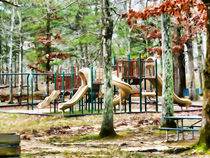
left=159, top=127, right=200, bottom=132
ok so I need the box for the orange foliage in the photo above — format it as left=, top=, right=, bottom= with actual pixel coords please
left=122, top=0, right=206, bottom=55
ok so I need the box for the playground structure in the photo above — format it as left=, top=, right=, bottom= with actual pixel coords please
left=0, top=53, right=192, bottom=115
left=58, top=68, right=132, bottom=111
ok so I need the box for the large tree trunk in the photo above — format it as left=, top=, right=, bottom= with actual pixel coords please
left=174, top=54, right=179, bottom=95
left=197, top=37, right=204, bottom=95
left=178, top=52, right=186, bottom=97
left=8, top=5, right=15, bottom=104
left=46, top=12, right=51, bottom=96
left=14, top=54, right=17, bottom=88
left=176, top=26, right=186, bottom=97
left=17, top=9, right=23, bottom=98
left=198, top=2, right=210, bottom=149
left=186, top=39, right=197, bottom=100
left=161, top=1, right=175, bottom=127
left=99, top=0, right=116, bottom=138
left=0, top=37, right=2, bottom=84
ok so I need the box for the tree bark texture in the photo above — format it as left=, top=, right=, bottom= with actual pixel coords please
left=197, top=41, right=204, bottom=95
left=8, top=5, right=15, bottom=103
left=46, top=12, right=51, bottom=96
left=17, top=9, right=23, bottom=96
left=99, top=0, right=116, bottom=138
left=198, top=2, right=210, bottom=149
left=0, top=38, right=2, bottom=84
left=186, top=39, right=197, bottom=100
left=178, top=52, right=186, bottom=97
left=174, top=54, right=179, bottom=95
left=161, top=7, right=175, bottom=127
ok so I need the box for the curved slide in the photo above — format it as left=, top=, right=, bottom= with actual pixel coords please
left=113, top=76, right=132, bottom=106
left=58, top=68, right=132, bottom=111
left=38, top=90, right=61, bottom=109
left=148, top=75, right=192, bottom=106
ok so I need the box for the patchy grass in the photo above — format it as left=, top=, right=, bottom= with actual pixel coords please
left=0, top=113, right=102, bottom=133
left=21, top=148, right=167, bottom=158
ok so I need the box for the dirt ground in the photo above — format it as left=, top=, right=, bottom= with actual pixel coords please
left=0, top=103, right=208, bottom=158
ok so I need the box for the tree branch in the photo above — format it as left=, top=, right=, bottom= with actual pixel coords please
left=0, top=0, right=20, bottom=7
left=52, top=0, right=77, bottom=14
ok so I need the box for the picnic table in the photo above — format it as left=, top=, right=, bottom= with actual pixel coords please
left=159, top=116, right=202, bottom=141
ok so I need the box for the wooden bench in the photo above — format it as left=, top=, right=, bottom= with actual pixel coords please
left=158, top=116, right=202, bottom=141
left=0, top=133, right=20, bottom=157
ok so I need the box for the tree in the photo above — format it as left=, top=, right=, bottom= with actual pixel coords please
left=123, top=0, right=206, bottom=126
left=197, top=1, right=210, bottom=149
left=99, top=0, right=117, bottom=138
left=8, top=3, right=15, bottom=104
left=160, top=0, right=175, bottom=127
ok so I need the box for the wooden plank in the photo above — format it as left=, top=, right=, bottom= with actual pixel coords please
left=158, top=128, right=200, bottom=131
left=0, top=133, right=20, bottom=156
left=0, top=133, right=20, bottom=145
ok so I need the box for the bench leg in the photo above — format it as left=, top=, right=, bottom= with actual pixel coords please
left=182, top=120, right=184, bottom=140
left=176, top=120, right=179, bottom=141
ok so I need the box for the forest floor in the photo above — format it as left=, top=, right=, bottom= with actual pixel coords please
left=0, top=84, right=208, bottom=157
left=0, top=104, right=209, bottom=158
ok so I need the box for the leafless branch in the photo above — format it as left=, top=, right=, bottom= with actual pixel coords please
left=0, top=0, right=20, bottom=7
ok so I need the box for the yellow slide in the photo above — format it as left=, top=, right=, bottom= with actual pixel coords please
left=38, top=90, right=61, bottom=109
left=145, top=57, right=192, bottom=107
left=58, top=68, right=132, bottom=111
left=113, top=76, right=132, bottom=106
left=148, top=75, right=192, bottom=107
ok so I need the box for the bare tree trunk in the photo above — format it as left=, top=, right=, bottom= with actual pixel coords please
left=177, top=52, right=186, bottom=97
left=46, top=11, right=51, bottom=96
left=17, top=9, right=23, bottom=99
left=99, top=0, right=116, bottom=137
left=198, top=1, right=210, bottom=149
left=0, top=37, right=2, bottom=84
left=84, top=44, right=89, bottom=67
left=197, top=41, right=204, bottom=95
left=8, top=5, right=15, bottom=104
left=161, top=0, right=175, bottom=127
left=174, top=54, right=179, bottom=95
left=99, top=15, right=104, bottom=65
left=14, top=54, right=17, bottom=88
left=186, top=39, right=197, bottom=100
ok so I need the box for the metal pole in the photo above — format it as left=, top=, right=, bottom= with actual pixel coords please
left=113, top=55, right=116, bottom=113
left=54, top=72, right=57, bottom=113
left=27, top=74, right=29, bottom=110
left=124, top=63, right=126, bottom=112
left=62, top=71, right=65, bottom=102
left=139, top=53, right=142, bottom=112
left=94, top=92, right=97, bottom=111
left=155, top=59, right=158, bottom=112
left=128, top=54, right=131, bottom=112
left=30, top=73, right=34, bottom=110
left=98, top=95, right=100, bottom=113
left=71, top=69, right=74, bottom=113
left=91, top=64, right=93, bottom=114
left=81, top=97, right=83, bottom=114
left=144, top=60, right=147, bottom=112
